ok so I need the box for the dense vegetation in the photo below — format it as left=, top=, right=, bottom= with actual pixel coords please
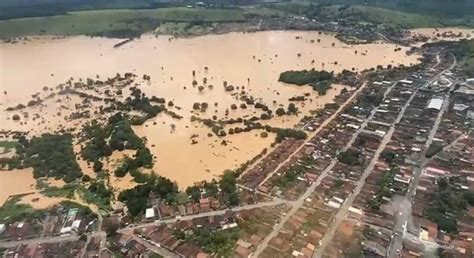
left=85, top=181, right=113, bottom=208
left=81, top=112, right=154, bottom=177
left=271, top=128, right=307, bottom=143
left=118, top=175, right=178, bottom=217
left=0, top=134, right=82, bottom=182
left=366, top=167, right=399, bottom=212
left=279, top=69, right=335, bottom=95
left=358, top=91, right=384, bottom=107
left=185, top=170, right=240, bottom=206
left=280, top=69, right=333, bottom=86
left=379, top=150, right=398, bottom=164
left=337, top=149, right=362, bottom=166
left=0, top=196, right=45, bottom=223
left=267, top=1, right=474, bottom=28
left=273, top=162, right=311, bottom=188
left=424, top=178, right=474, bottom=233
left=117, top=169, right=241, bottom=218
left=447, top=39, right=474, bottom=77
left=117, top=86, right=166, bottom=125
left=0, top=140, right=17, bottom=152
left=321, top=0, right=474, bottom=16
left=2, top=0, right=473, bottom=21
left=0, top=197, right=95, bottom=224
left=187, top=227, right=239, bottom=257
left=425, top=142, right=443, bottom=158
left=82, top=115, right=142, bottom=158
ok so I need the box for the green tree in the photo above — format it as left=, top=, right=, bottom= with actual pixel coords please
left=288, top=103, right=298, bottom=114
left=186, top=185, right=202, bottom=202
left=276, top=107, right=286, bottom=116
left=93, top=160, right=103, bottom=172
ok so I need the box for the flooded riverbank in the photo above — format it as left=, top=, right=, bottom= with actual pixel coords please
left=0, top=30, right=421, bottom=189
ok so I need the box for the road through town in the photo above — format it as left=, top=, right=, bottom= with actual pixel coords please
left=252, top=80, right=400, bottom=257
left=387, top=56, right=457, bottom=258
left=314, top=77, right=421, bottom=257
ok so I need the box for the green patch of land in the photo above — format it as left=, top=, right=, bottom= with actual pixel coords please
left=342, top=5, right=473, bottom=28
left=424, top=178, right=474, bottom=233
left=340, top=5, right=446, bottom=28
left=1, top=3, right=473, bottom=39
left=0, top=7, right=245, bottom=38
left=241, top=6, right=286, bottom=18
left=428, top=39, right=474, bottom=77
left=0, top=141, right=17, bottom=152
left=266, top=2, right=474, bottom=29
left=187, top=227, right=240, bottom=257
left=0, top=134, right=82, bottom=183
left=451, top=39, right=474, bottom=77
left=279, top=69, right=334, bottom=95
left=0, top=196, right=42, bottom=223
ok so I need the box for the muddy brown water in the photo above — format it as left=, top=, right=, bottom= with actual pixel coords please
left=1, top=30, right=421, bottom=195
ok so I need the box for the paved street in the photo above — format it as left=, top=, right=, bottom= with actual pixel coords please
left=241, top=81, right=367, bottom=184
left=387, top=56, right=457, bottom=258
left=314, top=77, right=420, bottom=257
left=252, top=81, right=397, bottom=257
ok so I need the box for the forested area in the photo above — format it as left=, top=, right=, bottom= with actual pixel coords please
left=0, top=134, right=82, bottom=182
left=424, top=178, right=474, bottom=233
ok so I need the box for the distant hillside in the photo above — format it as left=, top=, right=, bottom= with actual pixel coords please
left=0, top=0, right=181, bottom=20
left=319, top=0, right=474, bottom=16
left=1, top=0, right=474, bottom=20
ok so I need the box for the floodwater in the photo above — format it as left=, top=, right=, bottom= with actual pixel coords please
left=410, top=27, right=474, bottom=45
left=0, top=168, right=36, bottom=205
left=0, top=30, right=421, bottom=190
left=104, top=150, right=139, bottom=197
left=0, top=168, right=88, bottom=210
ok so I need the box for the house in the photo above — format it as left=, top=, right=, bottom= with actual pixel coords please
left=427, top=98, right=443, bottom=110
left=419, top=219, right=438, bottom=241
left=199, top=197, right=211, bottom=212
left=235, top=245, right=252, bottom=258
left=145, top=208, right=155, bottom=219
left=399, top=79, right=414, bottom=85
left=117, top=234, right=134, bottom=247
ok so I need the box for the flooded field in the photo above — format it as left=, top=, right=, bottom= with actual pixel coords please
left=0, top=168, right=36, bottom=205
left=0, top=30, right=421, bottom=190
left=410, top=27, right=474, bottom=44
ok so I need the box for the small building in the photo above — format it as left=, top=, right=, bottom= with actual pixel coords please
left=427, top=98, right=443, bottom=110
left=145, top=208, right=155, bottom=219
left=399, top=79, right=413, bottom=85
left=199, top=197, right=211, bottom=212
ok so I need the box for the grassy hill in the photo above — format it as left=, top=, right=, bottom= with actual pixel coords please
left=0, top=7, right=245, bottom=38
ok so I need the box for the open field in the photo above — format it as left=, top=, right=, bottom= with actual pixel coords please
left=266, top=3, right=474, bottom=29
left=0, top=141, right=17, bottom=152
left=0, top=7, right=245, bottom=38
left=347, top=5, right=474, bottom=28
left=1, top=3, right=473, bottom=39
